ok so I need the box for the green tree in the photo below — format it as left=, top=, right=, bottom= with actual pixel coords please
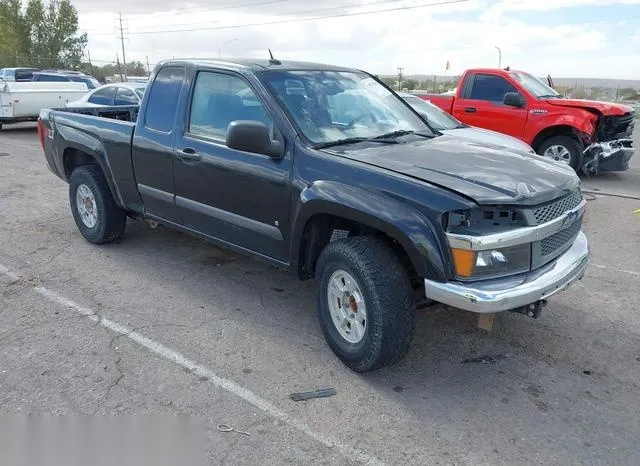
left=125, top=61, right=146, bottom=76
left=403, top=78, right=418, bottom=91
left=0, top=0, right=86, bottom=69
left=0, top=13, right=18, bottom=63
left=380, top=77, right=396, bottom=88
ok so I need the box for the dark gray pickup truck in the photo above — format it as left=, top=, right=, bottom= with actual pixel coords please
left=39, top=58, right=590, bottom=372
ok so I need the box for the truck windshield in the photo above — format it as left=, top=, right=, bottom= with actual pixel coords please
left=261, top=70, right=434, bottom=145
left=510, top=71, right=560, bottom=98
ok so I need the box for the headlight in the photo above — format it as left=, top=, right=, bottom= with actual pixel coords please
left=450, top=243, right=531, bottom=280
left=445, top=207, right=526, bottom=235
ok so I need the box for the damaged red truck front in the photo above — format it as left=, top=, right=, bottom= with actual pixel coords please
left=416, top=68, right=635, bottom=175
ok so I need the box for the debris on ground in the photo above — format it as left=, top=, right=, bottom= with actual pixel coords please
left=290, top=387, right=337, bottom=401
left=217, top=424, right=250, bottom=436
left=462, top=354, right=507, bottom=364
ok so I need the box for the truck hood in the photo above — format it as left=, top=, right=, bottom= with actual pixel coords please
left=544, top=98, right=634, bottom=115
left=441, top=126, right=534, bottom=153
left=334, top=135, right=580, bottom=205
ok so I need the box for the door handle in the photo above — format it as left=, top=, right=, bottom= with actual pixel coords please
left=176, top=148, right=201, bottom=162
left=464, top=107, right=477, bottom=113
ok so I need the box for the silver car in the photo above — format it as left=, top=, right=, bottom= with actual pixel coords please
left=399, top=92, right=535, bottom=153
left=66, top=82, right=147, bottom=108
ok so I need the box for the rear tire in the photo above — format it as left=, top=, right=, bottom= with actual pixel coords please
left=315, top=236, right=414, bottom=372
left=69, top=165, right=127, bottom=244
left=537, top=135, right=583, bottom=170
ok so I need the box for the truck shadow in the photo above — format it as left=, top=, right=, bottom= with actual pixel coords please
left=98, top=220, right=640, bottom=462
left=118, top=220, right=638, bottom=385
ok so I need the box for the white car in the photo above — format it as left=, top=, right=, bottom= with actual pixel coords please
left=66, top=82, right=147, bottom=108
left=399, top=92, right=535, bottom=153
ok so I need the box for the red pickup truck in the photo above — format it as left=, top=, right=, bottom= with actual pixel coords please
left=415, top=68, right=635, bottom=174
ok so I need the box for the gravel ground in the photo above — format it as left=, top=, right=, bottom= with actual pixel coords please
left=0, top=124, right=639, bottom=465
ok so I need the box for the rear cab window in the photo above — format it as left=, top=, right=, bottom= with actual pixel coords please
left=144, top=67, right=186, bottom=133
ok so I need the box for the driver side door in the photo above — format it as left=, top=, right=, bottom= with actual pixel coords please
left=173, top=69, right=292, bottom=262
left=453, top=73, right=527, bottom=138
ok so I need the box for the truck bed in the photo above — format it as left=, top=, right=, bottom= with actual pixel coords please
left=42, top=105, right=140, bottom=210
left=59, top=105, right=139, bottom=122
left=412, top=94, right=455, bottom=113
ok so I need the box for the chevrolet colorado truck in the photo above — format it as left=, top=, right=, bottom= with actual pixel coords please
left=39, top=59, right=590, bottom=372
left=415, top=68, right=635, bottom=174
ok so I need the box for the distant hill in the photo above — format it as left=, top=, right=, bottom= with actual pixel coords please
left=381, top=74, right=640, bottom=89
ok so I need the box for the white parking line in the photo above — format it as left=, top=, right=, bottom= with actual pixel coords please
left=593, top=264, right=640, bottom=277
left=0, top=263, right=19, bottom=282
left=0, top=264, right=382, bottom=466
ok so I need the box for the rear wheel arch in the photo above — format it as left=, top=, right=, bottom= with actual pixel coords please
left=63, top=148, right=124, bottom=208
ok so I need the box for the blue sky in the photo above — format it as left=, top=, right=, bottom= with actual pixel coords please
left=77, top=0, right=640, bottom=79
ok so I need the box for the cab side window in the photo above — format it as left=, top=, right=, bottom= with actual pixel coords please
left=115, top=87, right=138, bottom=105
left=469, top=74, right=517, bottom=103
left=188, top=71, right=271, bottom=141
left=88, top=87, right=116, bottom=105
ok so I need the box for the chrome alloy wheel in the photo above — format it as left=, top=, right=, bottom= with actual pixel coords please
left=75, top=183, right=98, bottom=228
left=327, top=270, right=367, bottom=344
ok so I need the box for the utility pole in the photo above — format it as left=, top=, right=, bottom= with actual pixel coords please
left=432, top=75, right=436, bottom=92
left=116, top=54, right=123, bottom=82
left=397, top=67, right=404, bottom=91
left=118, top=12, right=127, bottom=79
left=146, top=56, right=151, bottom=76
left=87, top=50, right=94, bottom=76
left=494, top=46, right=502, bottom=69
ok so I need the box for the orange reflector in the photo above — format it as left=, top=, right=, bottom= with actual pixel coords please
left=451, top=248, right=476, bottom=277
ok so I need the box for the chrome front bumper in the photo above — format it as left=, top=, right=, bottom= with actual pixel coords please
left=424, top=231, right=589, bottom=313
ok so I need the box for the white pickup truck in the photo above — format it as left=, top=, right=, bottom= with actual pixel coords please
left=0, top=81, right=88, bottom=130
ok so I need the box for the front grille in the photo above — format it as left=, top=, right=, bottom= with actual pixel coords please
left=598, top=112, right=635, bottom=141
left=540, top=218, right=582, bottom=258
left=533, top=190, right=583, bottom=225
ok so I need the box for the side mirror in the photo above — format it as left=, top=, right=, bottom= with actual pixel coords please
left=547, top=74, right=554, bottom=89
left=503, top=92, right=525, bottom=108
left=226, top=120, right=283, bottom=158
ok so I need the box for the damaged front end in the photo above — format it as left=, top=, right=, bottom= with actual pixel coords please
left=583, top=111, right=635, bottom=175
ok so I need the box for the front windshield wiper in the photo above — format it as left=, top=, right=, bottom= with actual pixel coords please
left=372, top=129, right=434, bottom=139
left=538, top=94, right=562, bottom=98
left=313, top=137, right=400, bottom=149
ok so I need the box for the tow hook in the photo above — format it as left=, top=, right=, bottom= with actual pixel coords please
left=509, top=300, right=547, bottom=319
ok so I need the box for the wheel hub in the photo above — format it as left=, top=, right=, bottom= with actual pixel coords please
left=76, top=184, right=98, bottom=228
left=327, top=270, right=367, bottom=344
left=543, top=145, right=571, bottom=165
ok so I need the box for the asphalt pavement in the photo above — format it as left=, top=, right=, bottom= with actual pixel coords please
left=0, top=124, right=639, bottom=465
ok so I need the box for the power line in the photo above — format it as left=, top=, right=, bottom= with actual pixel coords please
left=113, top=0, right=407, bottom=33
left=86, top=0, right=470, bottom=36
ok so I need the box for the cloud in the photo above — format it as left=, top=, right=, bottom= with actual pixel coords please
left=75, top=0, right=640, bottom=79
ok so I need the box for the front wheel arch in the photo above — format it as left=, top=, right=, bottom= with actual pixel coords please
left=537, top=135, right=584, bottom=170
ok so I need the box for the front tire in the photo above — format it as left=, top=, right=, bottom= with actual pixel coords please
left=315, top=237, right=414, bottom=372
left=69, top=165, right=127, bottom=244
left=537, top=135, right=583, bottom=170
